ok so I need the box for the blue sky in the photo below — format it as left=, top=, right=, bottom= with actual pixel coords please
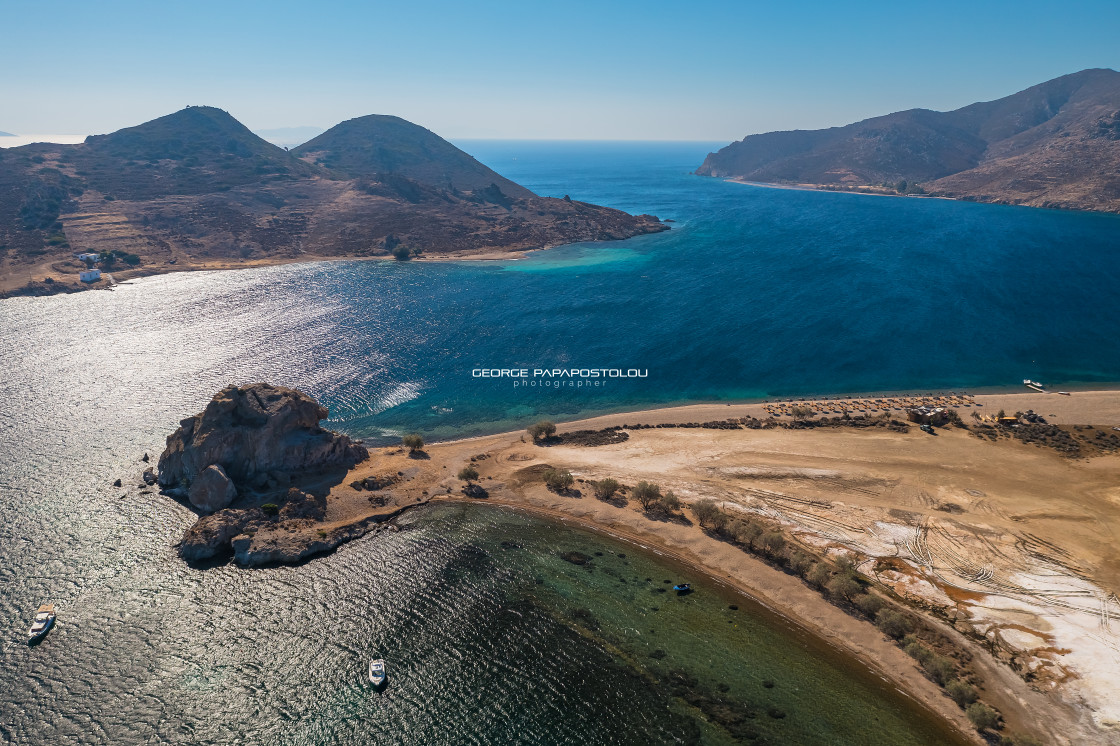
left=3, top=0, right=1118, bottom=140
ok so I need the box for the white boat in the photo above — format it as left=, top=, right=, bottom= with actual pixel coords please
left=369, top=658, right=387, bottom=688
left=28, top=604, right=56, bottom=642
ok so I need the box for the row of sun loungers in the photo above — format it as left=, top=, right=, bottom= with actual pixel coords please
left=762, top=394, right=976, bottom=417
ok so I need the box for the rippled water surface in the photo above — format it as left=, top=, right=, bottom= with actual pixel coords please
left=2, top=141, right=1117, bottom=744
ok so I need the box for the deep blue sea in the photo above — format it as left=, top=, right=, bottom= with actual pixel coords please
left=2, top=141, right=1119, bottom=744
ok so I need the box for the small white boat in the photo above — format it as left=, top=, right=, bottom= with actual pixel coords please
left=368, top=658, right=387, bottom=688
left=28, top=604, right=56, bottom=642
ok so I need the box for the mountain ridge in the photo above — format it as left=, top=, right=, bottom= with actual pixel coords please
left=697, top=69, right=1120, bottom=213
left=0, top=107, right=665, bottom=298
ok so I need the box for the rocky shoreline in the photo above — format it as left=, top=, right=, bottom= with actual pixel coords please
left=157, top=383, right=372, bottom=565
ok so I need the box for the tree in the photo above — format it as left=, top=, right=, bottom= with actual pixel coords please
left=632, top=481, right=662, bottom=510
left=826, top=573, right=862, bottom=601
left=458, top=465, right=479, bottom=482
left=543, top=468, right=574, bottom=492
left=658, top=490, right=681, bottom=514
left=691, top=498, right=721, bottom=528
left=807, top=563, right=832, bottom=589
left=391, top=244, right=412, bottom=260
left=758, top=531, right=787, bottom=558
left=593, top=477, right=621, bottom=501
left=855, top=593, right=885, bottom=617
left=875, top=609, right=912, bottom=639
left=790, top=405, right=814, bottom=419
left=788, top=551, right=815, bottom=576
left=528, top=420, right=557, bottom=443
left=401, top=433, right=424, bottom=453
left=731, top=519, right=763, bottom=550
left=966, top=702, right=1000, bottom=731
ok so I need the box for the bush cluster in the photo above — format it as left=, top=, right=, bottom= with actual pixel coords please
left=527, top=420, right=557, bottom=442
left=684, top=499, right=1021, bottom=736
left=542, top=468, right=574, bottom=492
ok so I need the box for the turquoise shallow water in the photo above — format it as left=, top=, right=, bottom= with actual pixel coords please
left=1, top=140, right=1117, bottom=744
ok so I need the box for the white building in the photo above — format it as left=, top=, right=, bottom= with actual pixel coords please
left=79, top=268, right=101, bottom=282
left=77, top=252, right=99, bottom=264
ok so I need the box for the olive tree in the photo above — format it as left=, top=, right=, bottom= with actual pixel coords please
left=401, top=433, right=424, bottom=453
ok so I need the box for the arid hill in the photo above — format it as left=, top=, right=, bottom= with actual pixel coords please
left=0, top=107, right=665, bottom=298
left=697, top=69, right=1120, bottom=213
left=294, top=114, right=534, bottom=199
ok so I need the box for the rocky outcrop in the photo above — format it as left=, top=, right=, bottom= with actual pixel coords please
left=188, top=464, right=237, bottom=513
left=178, top=507, right=260, bottom=563
left=230, top=506, right=412, bottom=567
left=278, top=487, right=326, bottom=521
left=158, top=383, right=367, bottom=502
left=161, top=383, right=375, bottom=565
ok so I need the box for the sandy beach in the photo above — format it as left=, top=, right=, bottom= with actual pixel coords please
left=284, top=390, right=1120, bottom=744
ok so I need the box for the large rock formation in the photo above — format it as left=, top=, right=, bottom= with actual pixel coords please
left=187, top=464, right=237, bottom=513
left=158, top=383, right=368, bottom=504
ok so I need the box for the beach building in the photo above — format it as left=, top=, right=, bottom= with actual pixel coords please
left=907, top=406, right=949, bottom=426
left=77, top=252, right=100, bottom=264
left=79, top=268, right=102, bottom=283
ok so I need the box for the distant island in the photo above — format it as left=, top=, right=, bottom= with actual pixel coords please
left=697, top=68, right=1120, bottom=213
left=0, top=131, right=14, bottom=137
left=0, top=107, right=665, bottom=298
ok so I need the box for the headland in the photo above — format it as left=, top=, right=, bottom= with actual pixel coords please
left=153, top=385, right=1120, bottom=745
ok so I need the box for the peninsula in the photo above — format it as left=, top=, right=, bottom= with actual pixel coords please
left=697, top=68, right=1120, bottom=214
left=0, top=107, right=666, bottom=299
left=155, top=384, right=1120, bottom=745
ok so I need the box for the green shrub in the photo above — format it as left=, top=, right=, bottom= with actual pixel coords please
left=827, top=573, right=862, bottom=601
left=543, top=468, right=574, bottom=492
left=457, top=465, right=479, bottom=482
left=632, top=481, right=663, bottom=510
left=593, top=478, right=621, bottom=501
left=527, top=420, right=557, bottom=442
left=788, top=551, right=815, bottom=576
left=904, top=640, right=930, bottom=663
left=401, top=433, right=424, bottom=452
left=875, top=609, right=913, bottom=639
left=261, top=503, right=279, bottom=516
left=966, top=702, right=1000, bottom=731
left=806, top=563, right=832, bottom=589
left=731, top=519, right=763, bottom=549
left=657, top=490, right=681, bottom=514
left=758, top=531, right=787, bottom=558
left=946, top=679, right=978, bottom=708
left=922, top=653, right=958, bottom=686
left=854, top=593, right=885, bottom=617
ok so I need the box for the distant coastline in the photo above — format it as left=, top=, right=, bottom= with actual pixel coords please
left=725, top=177, right=1120, bottom=216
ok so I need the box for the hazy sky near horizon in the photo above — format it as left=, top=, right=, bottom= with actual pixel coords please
left=3, top=0, right=1119, bottom=141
